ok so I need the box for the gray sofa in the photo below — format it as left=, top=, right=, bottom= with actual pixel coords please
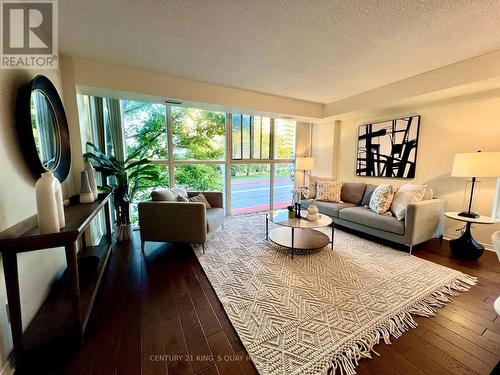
left=302, top=183, right=446, bottom=254
left=138, top=191, right=224, bottom=252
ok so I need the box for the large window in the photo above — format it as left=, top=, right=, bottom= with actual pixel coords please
left=82, top=95, right=297, bottom=221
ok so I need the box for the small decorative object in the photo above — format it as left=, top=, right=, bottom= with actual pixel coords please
left=287, top=205, right=295, bottom=218
left=306, top=204, right=319, bottom=221
left=85, top=161, right=99, bottom=200
left=356, top=115, right=420, bottom=178
left=79, top=170, right=95, bottom=204
left=36, top=171, right=65, bottom=233
left=294, top=202, right=302, bottom=219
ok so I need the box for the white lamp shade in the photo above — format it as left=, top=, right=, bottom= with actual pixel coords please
left=295, top=157, right=315, bottom=171
left=451, top=152, right=500, bottom=177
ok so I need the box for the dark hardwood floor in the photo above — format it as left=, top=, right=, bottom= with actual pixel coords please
left=19, top=230, right=500, bottom=375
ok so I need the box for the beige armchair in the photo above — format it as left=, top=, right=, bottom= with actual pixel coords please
left=138, top=191, right=224, bottom=253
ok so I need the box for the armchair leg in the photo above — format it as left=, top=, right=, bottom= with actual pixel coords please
left=439, top=235, right=444, bottom=246
left=202, top=243, right=205, bottom=254
left=408, top=245, right=413, bottom=256
left=141, top=241, right=145, bottom=252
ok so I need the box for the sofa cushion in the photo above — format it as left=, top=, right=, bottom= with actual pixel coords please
left=314, top=201, right=357, bottom=218
left=339, top=206, right=405, bottom=235
left=206, top=208, right=224, bottom=233
left=361, top=184, right=378, bottom=206
left=341, top=182, right=366, bottom=205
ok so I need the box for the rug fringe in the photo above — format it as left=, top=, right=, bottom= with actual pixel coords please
left=323, top=273, right=477, bottom=375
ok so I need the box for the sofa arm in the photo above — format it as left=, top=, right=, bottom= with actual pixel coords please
left=188, top=191, right=224, bottom=208
left=405, top=198, right=447, bottom=246
left=138, top=201, right=207, bottom=244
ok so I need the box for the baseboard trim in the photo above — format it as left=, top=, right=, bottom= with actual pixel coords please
left=443, top=234, right=495, bottom=252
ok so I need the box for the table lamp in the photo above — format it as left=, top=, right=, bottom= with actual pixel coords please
left=295, top=157, right=315, bottom=187
left=451, top=151, right=500, bottom=218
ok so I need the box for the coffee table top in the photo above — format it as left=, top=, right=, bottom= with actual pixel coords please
left=267, top=209, right=332, bottom=229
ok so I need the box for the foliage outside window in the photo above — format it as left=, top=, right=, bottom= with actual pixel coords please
left=274, top=119, right=296, bottom=159
left=172, top=106, right=225, bottom=161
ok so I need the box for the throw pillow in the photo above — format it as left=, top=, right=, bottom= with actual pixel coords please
left=151, top=189, right=176, bottom=201
left=307, top=175, right=335, bottom=199
left=422, top=186, right=434, bottom=201
left=369, top=184, right=395, bottom=214
left=171, top=186, right=188, bottom=199
left=177, top=195, right=189, bottom=202
left=316, top=181, right=343, bottom=202
left=189, top=193, right=211, bottom=208
left=390, top=184, right=427, bottom=220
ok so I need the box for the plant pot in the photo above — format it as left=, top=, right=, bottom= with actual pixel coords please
left=116, top=224, right=132, bottom=242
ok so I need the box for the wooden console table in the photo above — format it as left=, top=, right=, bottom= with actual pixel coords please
left=0, top=193, right=112, bottom=366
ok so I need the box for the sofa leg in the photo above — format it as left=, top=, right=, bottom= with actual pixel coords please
left=141, top=240, right=145, bottom=252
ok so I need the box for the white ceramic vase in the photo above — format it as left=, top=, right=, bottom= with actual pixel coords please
left=85, top=162, right=99, bottom=200
left=36, top=172, right=65, bottom=233
left=79, top=170, right=95, bottom=204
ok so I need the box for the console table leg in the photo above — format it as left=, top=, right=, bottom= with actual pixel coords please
left=2, top=252, right=23, bottom=365
left=65, top=242, right=83, bottom=343
left=104, top=200, right=112, bottom=243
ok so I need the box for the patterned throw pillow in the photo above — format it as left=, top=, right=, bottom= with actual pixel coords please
left=369, top=184, right=395, bottom=214
left=307, top=176, right=335, bottom=199
left=188, top=193, right=211, bottom=208
left=316, top=181, right=343, bottom=202
left=390, top=184, right=427, bottom=220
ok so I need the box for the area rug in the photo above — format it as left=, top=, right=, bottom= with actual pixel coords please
left=194, top=214, right=477, bottom=375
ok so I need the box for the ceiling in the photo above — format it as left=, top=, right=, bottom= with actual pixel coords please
left=59, top=0, right=500, bottom=104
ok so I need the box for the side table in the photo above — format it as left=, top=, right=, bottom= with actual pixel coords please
left=444, top=212, right=500, bottom=260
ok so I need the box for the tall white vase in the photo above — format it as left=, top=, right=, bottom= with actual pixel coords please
left=53, top=176, right=65, bottom=229
left=79, top=170, right=95, bottom=204
left=36, top=172, right=65, bottom=233
left=85, top=162, right=99, bottom=200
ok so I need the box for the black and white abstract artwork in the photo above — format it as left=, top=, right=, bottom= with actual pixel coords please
left=356, top=115, right=420, bottom=178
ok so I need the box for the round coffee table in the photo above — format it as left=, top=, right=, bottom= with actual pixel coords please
left=265, top=210, right=333, bottom=258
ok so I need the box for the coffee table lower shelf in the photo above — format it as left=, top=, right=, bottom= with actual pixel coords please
left=268, top=227, right=331, bottom=258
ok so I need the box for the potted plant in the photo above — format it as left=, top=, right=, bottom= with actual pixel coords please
left=83, top=142, right=160, bottom=241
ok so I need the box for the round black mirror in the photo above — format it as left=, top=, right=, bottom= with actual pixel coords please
left=30, top=89, right=60, bottom=170
left=17, top=75, right=71, bottom=182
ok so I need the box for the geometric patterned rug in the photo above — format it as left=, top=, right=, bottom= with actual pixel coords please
left=194, top=213, right=477, bottom=375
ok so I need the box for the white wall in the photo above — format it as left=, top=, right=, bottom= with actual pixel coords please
left=0, top=68, right=79, bottom=369
left=333, top=95, right=500, bottom=247
left=311, top=122, right=335, bottom=177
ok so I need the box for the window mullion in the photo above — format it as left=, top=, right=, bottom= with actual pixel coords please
left=166, top=104, right=175, bottom=187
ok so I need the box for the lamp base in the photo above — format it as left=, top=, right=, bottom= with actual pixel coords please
left=457, top=211, right=480, bottom=219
